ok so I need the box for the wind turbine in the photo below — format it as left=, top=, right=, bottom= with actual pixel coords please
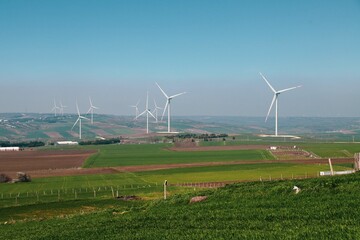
left=51, top=99, right=60, bottom=116
left=59, top=101, right=67, bottom=116
left=152, top=99, right=162, bottom=123
left=71, top=102, right=89, bottom=139
left=260, top=72, right=302, bottom=136
left=130, top=99, right=140, bottom=119
left=136, top=92, right=156, bottom=134
left=87, top=97, right=99, bottom=124
left=156, top=82, right=186, bottom=133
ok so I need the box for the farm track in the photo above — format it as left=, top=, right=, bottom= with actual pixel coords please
left=24, top=157, right=353, bottom=178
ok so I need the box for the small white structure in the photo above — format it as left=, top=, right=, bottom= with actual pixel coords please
left=293, top=186, right=301, bottom=194
left=320, top=170, right=355, bottom=176
left=270, top=146, right=278, bottom=150
left=56, top=141, right=79, bottom=146
left=0, top=147, right=19, bottom=151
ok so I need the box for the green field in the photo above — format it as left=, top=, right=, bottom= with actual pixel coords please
left=83, top=143, right=275, bottom=168
left=201, top=140, right=360, bottom=158
left=2, top=173, right=360, bottom=239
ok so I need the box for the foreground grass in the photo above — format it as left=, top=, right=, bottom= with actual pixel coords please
left=2, top=173, right=360, bottom=239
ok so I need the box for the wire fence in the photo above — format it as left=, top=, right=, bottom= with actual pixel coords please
left=0, top=183, right=160, bottom=208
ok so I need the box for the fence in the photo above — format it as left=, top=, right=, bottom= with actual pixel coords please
left=0, top=183, right=160, bottom=208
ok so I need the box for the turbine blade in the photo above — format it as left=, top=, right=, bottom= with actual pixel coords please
left=80, top=116, right=90, bottom=120
left=71, top=118, right=80, bottom=130
left=89, top=97, right=93, bottom=107
left=277, top=85, right=302, bottom=94
left=155, top=82, right=169, bottom=98
left=137, top=110, right=146, bottom=119
left=170, top=92, right=186, bottom=99
left=148, top=110, right=156, bottom=119
left=76, top=102, right=80, bottom=116
left=265, top=94, right=276, bottom=122
left=161, top=101, right=169, bottom=121
left=86, top=107, right=92, bottom=114
left=260, top=72, right=276, bottom=93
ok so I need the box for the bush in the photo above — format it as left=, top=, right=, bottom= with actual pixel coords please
left=16, top=172, right=31, bottom=182
left=0, top=173, right=11, bottom=183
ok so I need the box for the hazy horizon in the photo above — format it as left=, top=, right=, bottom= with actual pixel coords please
left=1, top=1, right=359, bottom=117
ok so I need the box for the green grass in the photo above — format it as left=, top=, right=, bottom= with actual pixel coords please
left=2, top=173, right=360, bottom=239
left=200, top=140, right=360, bottom=158
left=298, top=142, right=360, bottom=158
left=83, top=143, right=275, bottom=168
left=138, top=163, right=350, bottom=183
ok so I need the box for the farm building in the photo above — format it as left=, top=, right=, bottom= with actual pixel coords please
left=56, top=141, right=79, bottom=146
left=0, top=147, right=20, bottom=151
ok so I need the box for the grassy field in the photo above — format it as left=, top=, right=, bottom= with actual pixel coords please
left=83, top=143, right=275, bottom=168
left=201, top=140, right=360, bottom=158
left=0, top=161, right=350, bottom=208
left=2, top=173, right=360, bottom=239
left=138, top=163, right=350, bottom=183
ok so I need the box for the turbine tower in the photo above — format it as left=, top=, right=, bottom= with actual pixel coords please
left=51, top=99, right=60, bottom=116
left=87, top=97, right=99, bottom=124
left=152, top=99, right=162, bottom=123
left=260, top=72, right=301, bottom=136
left=156, top=82, right=186, bottom=133
left=136, top=92, right=156, bottom=134
left=71, top=102, right=89, bottom=139
left=130, top=99, right=140, bottom=119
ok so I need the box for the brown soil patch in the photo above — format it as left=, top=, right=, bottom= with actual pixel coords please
left=45, top=132, right=63, bottom=138
left=170, top=145, right=269, bottom=152
left=0, top=149, right=96, bottom=178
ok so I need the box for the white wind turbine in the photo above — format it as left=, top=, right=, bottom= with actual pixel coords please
left=136, top=92, right=156, bottom=134
left=87, top=97, right=99, bottom=124
left=71, top=102, right=89, bottom=139
left=260, top=72, right=302, bottom=136
left=59, top=101, right=67, bottom=116
left=51, top=98, right=60, bottom=116
left=152, top=99, right=162, bottom=123
left=156, top=82, right=186, bottom=133
left=130, top=99, right=140, bottom=119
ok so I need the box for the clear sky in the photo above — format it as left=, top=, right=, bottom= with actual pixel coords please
left=0, top=0, right=359, bottom=116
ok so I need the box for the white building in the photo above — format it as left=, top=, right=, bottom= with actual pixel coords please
left=56, top=141, right=79, bottom=146
left=0, top=147, right=20, bottom=151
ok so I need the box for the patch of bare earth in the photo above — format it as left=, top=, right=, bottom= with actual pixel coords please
left=0, top=149, right=96, bottom=178
left=45, top=132, right=63, bottom=138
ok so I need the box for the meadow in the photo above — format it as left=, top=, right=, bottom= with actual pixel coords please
left=201, top=140, right=360, bottom=158
left=83, top=143, right=275, bottom=168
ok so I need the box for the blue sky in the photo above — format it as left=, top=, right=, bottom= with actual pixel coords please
left=0, top=0, right=359, bottom=116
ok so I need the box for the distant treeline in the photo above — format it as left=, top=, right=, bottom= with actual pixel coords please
left=79, top=138, right=121, bottom=145
left=174, top=133, right=229, bottom=139
left=0, top=141, right=45, bottom=148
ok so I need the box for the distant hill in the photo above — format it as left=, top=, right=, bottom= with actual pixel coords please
left=0, top=113, right=359, bottom=142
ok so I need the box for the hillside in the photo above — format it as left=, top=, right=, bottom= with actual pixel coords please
left=1, top=173, right=360, bottom=239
